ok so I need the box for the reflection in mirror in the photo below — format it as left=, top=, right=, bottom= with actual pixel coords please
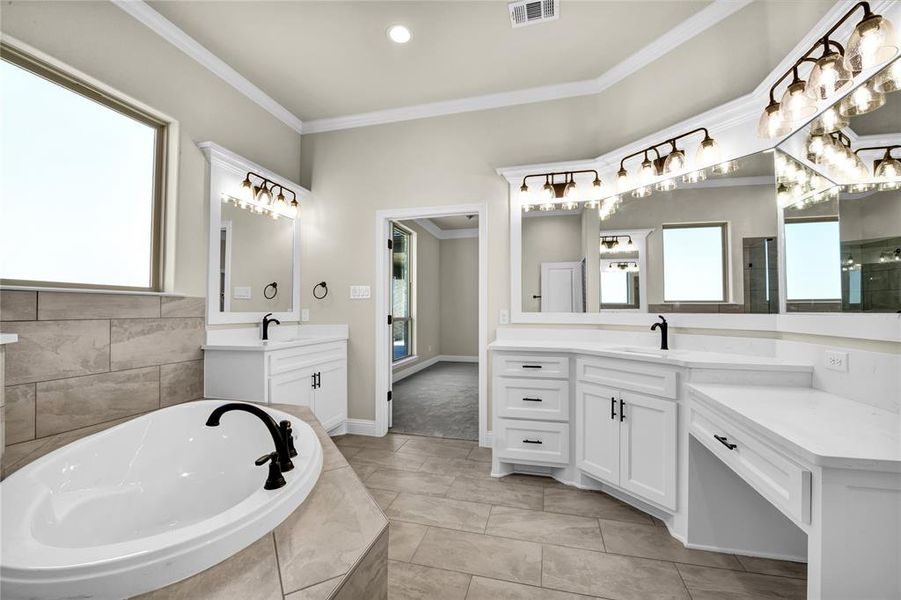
left=777, top=57, right=900, bottom=313
left=219, top=198, right=294, bottom=313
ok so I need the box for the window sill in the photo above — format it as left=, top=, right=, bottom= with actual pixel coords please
left=0, top=284, right=185, bottom=297
left=392, top=355, right=418, bottom=368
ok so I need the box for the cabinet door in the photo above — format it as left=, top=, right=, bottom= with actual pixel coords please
left=269, top=367, right=316, bottom=408
left=575, top=382, right=620, bottom=485
left=313, top=359, right=347, bottom=431
left=618, top=390, right=677, bottom=510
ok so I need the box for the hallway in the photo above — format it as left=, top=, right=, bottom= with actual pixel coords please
left=390, top=362, right=478, bottom=441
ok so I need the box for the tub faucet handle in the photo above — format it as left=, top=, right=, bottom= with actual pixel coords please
left=255, top=452, right=287, bottom=490
left=280, top=420, right=298, bottom=458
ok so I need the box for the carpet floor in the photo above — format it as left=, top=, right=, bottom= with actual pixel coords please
left=390, top=361, right=478, bottom=441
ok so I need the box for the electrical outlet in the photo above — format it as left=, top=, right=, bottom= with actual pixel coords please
left=350, top=285, right=371, bottom=299
left=301, top=309, right=310, bottom=322
left=824, top=350, right=848, bottom=372
left=499, top=309, right=510, bottom=325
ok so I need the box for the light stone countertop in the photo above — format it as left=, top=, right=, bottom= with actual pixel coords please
left=488, top=340, right=813, bottom=372
left=689, top=383, right=901, bottom=472
left=202, top=335, right=349, bottom=352
left=0, top=402, right=389, bottom=600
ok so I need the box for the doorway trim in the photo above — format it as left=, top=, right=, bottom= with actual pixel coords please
left=374, top=203, right=490, bottom=447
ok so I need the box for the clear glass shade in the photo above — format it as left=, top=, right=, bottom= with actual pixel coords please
left=616, top=168, right=631, bottom=193
left=757, top=103, right=793, bottom=139
left=695, top=137, right=722, bottom=167
left=874, top=58, right=901, bottom=93
left=780, top=81, right=817, bottom=124
left=876, top=156, right=901, bottom=179
left=839, top=80, right=886, bottom=116
left=809, top=106, right=849, bottom=135
left=805, top=51, right=853, bottom=100
left=662, top=149, right=685, bottom=175
left=845, top=14, right=898, bottom=72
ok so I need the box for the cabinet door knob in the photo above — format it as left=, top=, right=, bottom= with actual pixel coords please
left=522, top=439, right=543, bottom=445
left=714, top=434, right=737, bottom=450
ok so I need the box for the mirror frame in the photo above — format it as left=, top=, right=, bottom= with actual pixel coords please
left=200, top=142, right=304, bottom=325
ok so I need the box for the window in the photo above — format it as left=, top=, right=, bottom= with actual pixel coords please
left=391, top=224, right=414, bottom=362
left=784, top=219, right=841, bottom=301
left=600, top=263, right=640, bottom=308
left=0, top=45, right=166, bottom=290
left=662, top=223, right=727, bottom=302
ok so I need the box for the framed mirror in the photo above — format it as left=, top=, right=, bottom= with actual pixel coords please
left=201, top=142, right=305, bottom=325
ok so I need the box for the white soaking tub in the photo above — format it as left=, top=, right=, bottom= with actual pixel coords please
left=1, top=400, right=322, bottom=600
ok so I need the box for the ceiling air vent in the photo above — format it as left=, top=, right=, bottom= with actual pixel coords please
left=509, top=0, right=559, bottom=28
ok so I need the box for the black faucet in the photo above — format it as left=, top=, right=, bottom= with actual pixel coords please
left=650, top=315, right=669, bottom=350
left=262, top=313, right=280, bottom=341
left=205, top=403, right=295, bottom=474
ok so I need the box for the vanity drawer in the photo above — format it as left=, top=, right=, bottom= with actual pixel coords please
left=268, top=342, right=346, bottom=375
left=689, top=401, right=811, bottom=525
left=494, top=419, right=570, bottom=465
left=494, top=354, right=569, bottom=379
left=496, top=377, right=569, bottom=421
left=576, top=357, right=676, bottom=399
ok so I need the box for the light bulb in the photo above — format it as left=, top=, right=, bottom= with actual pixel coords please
left=239, top=176, right=253, bottom=205
left=874, top=58, right=901, bottom=93
left=712, top=160, right=737, bottom=176
left=639, top=157, right=655, bottom=185
left=519, top=182, right=531, bottom=205
left=623, top=237, right=636, bottom=252
left=616, top=168, right=631, bottom=193
left=632, top=186, right=652, bottom=199
left=757, top=101, right=791, bottom=139
left=682, top=170, right=707, bottom=184
left=591, top=176, right=604, bottom=201
left=696, top=136, right=722, bottom=168
left=840, top=80, right=885, bottom=116
left=845, top=14, right=898, bottom=72
left=780, top=80, right=817, bottom=124
left=810, top=106, right=849, bottom=136
left=289, top=200, right=299, bottom=218
left=541, top=180, right=555, bottom=202
left=656, top=178, right=677, bottom=192
left=777, top=183, right=792, bottom=207
left=806, top=50, right=853, bottom=100
left=662, top=149, right=685, bottom=175
left=563, top=179, right=579, bottom=202
left=807, top=134, right=826, bottom=159
left=875, top=155, right=901, bottom=179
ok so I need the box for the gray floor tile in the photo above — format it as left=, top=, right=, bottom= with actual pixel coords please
left=352, top=448, right=427, bottom=471
left=397, top=437, right=476, bottom=459
left=677, top=564, right=807, bottom=599
left=419, top=456, right=493, bottom=478
left=600, top=519, right=742, bottom=569
left=465, top=577, right=597, bottom=599
left=542, top=544, right=690, bottom=600
left=543, top=487, right=654, bottom=524
left=386, top=493, right=491, bottom=533
left=447, top=475, right=544, bottom=510
left=412, top=528, right=542, bottom=586
left=736, top=555, right=807, bottom=579
left=369, top=488, right=399, bottom=511
left=334, top=433, right=411, bottom=451
left=388, top=560, right=472, bottom=599
left=388, top=521, right=429, bottom=562
left=366, top=468, right=455, bottom=496
left=486, top=506, right=604, bottom=551
left=467, top=446, right=493, bottom=462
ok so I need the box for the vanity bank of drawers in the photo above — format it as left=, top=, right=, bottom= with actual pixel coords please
left=493, top=351, right=678, bottom=511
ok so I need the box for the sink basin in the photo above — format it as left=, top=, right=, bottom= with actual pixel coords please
left=1, top=400, right=322, bottom=599
left=608, top=346, right=687, bottom=357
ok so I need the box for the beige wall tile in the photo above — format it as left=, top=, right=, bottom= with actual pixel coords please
left=134, top=534, right=282, bottom=600
left=38, top=292, right=160, bottom=320
left=283, top=577, right=341, bottom=600
left=110, top=318, right=203, bottom=370
left=4, top=384, right=35, bottom=444
left=2, top=320, right=110, bottom=386
left=160, top=360, right=204, bottom=407
left=161, top=296, right=206, bottom=318
left=36, top=367, right=159, bottom=437
left=333, top=528, right=388, bottom=600
left=0, top=291, right=37, bottom=321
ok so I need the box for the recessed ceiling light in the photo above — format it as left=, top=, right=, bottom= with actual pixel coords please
left=387, top=25, right=412, bottom=44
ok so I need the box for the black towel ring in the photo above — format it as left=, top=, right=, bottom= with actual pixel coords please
left=263, top=282, right=278, bottom=300
left=313, top=281, right=329, bottom=300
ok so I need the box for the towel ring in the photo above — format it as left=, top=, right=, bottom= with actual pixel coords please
left=263, top=282, right=278, bottom=300
left=313, top=281, right=329, bottom=300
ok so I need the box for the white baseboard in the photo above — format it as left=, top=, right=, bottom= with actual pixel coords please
left=345, top=418, right=378, bottom=436
left=479, top=431, right=493, bottom=448
left=392, top=354, right=479, bottom=383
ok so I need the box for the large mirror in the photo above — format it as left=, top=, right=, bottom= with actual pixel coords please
left=776, top=57, right=900, bottom=313
left=519, top=152, right=779, bottom=314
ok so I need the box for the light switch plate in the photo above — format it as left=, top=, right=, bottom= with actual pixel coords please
left=301, top=309, right=310, bottom=322
left=499, top=309, right=510, bottom=325
left=233, top=286, right=251, bottom=299
left=824, top=350, right=848, bottom=372
left=350, top=285, right=371, bottom=299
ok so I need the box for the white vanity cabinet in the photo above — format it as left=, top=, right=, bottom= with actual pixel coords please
left=205, top=337, right=348, bottom=433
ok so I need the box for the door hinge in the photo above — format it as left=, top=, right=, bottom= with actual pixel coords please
left=387, top=314, right=393, bottom=325
left=388, top=238, right=394, bottom=250
left=387, top=390, right=393, bottom=402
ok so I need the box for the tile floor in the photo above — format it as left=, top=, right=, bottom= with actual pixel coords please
left=334, top=432, right=807, bottom=600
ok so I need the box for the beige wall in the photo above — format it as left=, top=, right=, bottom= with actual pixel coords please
left=439, top=237, right=479, bottom=357
left=0, top=290, right=205, bottom=457
left=1, top=0, right=302, bottom=297
left=521, top=215, right=584, bottom=312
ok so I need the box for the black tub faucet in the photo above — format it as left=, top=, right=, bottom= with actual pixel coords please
left=205, top=403, right=294, bottom=473
left=262, top=313, right=280, bottom=341
left=651, top=315, right=669, bottom=350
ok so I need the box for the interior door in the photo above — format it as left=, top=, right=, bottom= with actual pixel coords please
left=618, top=390, right=677, bottom=510
left=575, top=382, right=620, bottom=485
left=313, top=359, right=348, bottom=432
left=540, top=261, right=584, bottom=312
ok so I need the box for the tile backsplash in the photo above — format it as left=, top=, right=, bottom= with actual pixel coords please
left=0, top=290, right=205, bottom=450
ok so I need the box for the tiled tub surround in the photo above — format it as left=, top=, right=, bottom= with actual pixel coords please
left=1, top=403, right=389, bottom=600
left=0, top=290, right=205, bottom=448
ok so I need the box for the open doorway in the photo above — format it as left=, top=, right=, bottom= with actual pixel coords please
left=374, top=204, right=488, bottom=446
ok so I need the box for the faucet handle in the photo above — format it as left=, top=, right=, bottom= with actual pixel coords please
left=255, top=452, right=287, bottom=490
left=280, top=420, right=298, bottom=457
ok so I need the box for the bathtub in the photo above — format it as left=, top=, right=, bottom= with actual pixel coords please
left=1, top=400, right=322, bottom=600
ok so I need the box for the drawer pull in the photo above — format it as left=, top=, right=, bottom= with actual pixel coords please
left=610, top=397, right=617, bottom=420
left=522, top=439, right=543, bottom=445
left=619, top=398, right=626, bottom=422
left=522, top=397, right=543, bottom=402
left=714, top=434, right=737, bottom=450
left=521, top=365, right=543, bottom=369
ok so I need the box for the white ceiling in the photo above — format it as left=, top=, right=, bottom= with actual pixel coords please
left=148, top=0, right=710, bottom=120
left=430, top=215, right=479, bottom=230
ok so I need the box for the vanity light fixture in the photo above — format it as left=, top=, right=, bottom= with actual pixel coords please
left=874, top=57, right=901, bottom=92
left=233, top=172, right=299, bottom=219
left=599, top=235, right=635, bottom=253
left=859, top=145, right=901, bottom=190
left=757, top=1, right=898, bottom=139
left=607, top=261, right=639, bottom=272
left=840, top=79, right=886, bottom=116
left=519, top=169, right=604, bottom=212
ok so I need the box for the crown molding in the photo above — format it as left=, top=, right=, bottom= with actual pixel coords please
left=302, top=0, right=754, bottom=134
left=414, top=219, right=479, bottom=240
left=112, top=0, right=304, bottom=134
